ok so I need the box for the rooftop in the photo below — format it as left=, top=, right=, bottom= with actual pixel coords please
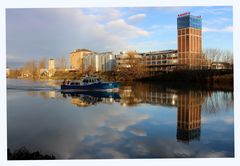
left=71, top=48, right=93, bottom=53
left=139, top=49, right=177, bottom=55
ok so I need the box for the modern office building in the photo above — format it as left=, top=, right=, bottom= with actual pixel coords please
left=48, top=59, right=55, bottom=70
left=83, top=52, right=116, bottom=73
left=48, top=59, right=55, bottom=77
left=140, top=50, right=178, bottom=72
left=69, top=49, right=93, bottom=72
left=177, top=12, right=204, bottom=68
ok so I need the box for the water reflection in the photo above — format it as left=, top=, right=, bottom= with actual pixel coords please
left=61, top=91, right=121, bottom=107
left=7, top=80, right=234, bottom=159
left=56, top=83, right=232, bottom=145
left=26, top=82, right=233, bottom=145
left=177, top=91, right=206, bottom=143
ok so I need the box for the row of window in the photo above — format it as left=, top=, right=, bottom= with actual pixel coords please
left=146, top=60, right=178, bottom=65
left=144, top=54, right=177, bottom=59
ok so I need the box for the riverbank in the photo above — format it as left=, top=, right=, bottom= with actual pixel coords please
left=8, top=69, right=233, bottom=91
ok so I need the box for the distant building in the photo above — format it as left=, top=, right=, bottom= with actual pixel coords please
left=140, top=50, right=178, bottom=72
left=177, top=12, right=205, bottom=68
left=83, top=52, right=116, bottom=73
left=48, top=59, right=55, bottom=77
left=6, top=67, right=10, bottom=77
left=211, top=62, right=232, bottom=70
left=48, top=59, right=55, bottom=70
left=69, top=49, right=93, bottom=73
left=39, top=68, right=48, bottom=77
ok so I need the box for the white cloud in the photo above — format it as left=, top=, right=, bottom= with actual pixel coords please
left=202, top=26, right=233, bottom=33
left=197, top=151, right=227, bottom=158
left=131, top=40, right=177, bottom=52
left=128, top=13, right=146, bottom=23
left=86, top=8, right=123, bottom=22
left=203, top=17, right=231, bottom=25
left=223, top=117, right=234, bottom=125
left=150, top=24, right=176, bottom=31
left=105, top=19, right=150, bottom=38
left=224, top=26, right=233, bottom=32
left=129, top=128, right=147, bottom=136
left=100, top=148, right=128, bottom=158
left=193, top=7, right=232, bottom=16
left=6, top=8, right=150, bottom=68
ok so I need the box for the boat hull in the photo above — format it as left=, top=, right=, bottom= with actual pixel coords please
left=61, top=82, right=119, bottom=92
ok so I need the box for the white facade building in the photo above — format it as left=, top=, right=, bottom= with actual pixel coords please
left=48, top=59, right=56, bottom=77
left=83, top=52, right=116, bottom=72
left=48, top=59, right=55, bottom=70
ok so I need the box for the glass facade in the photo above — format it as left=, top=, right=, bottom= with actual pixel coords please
left=177, top=15, right=202, bottom=29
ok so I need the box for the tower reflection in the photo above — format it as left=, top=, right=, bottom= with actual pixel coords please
left=176, top=91, right=206, bottom=143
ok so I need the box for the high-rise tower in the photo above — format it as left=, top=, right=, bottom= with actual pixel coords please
left=177, top=12, right=202, bottom=68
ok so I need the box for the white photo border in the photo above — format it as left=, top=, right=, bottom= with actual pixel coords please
left=0, top=0, right=239, bottom=166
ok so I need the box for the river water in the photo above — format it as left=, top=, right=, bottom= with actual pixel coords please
left=7, top=79, right=234, bottom=159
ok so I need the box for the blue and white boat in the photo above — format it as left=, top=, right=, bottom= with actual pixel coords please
left=60, top=75, right=119, bottom=92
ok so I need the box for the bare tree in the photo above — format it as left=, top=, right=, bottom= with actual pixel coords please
left=38, top=58, right=47, bottom=69
left=84, top=65, right=95, bottom=75
left=22, top=60, right=38, bottom=78
left=115, top=51, right=147, bottom=81
left=222, top=50, right=233, bottom=64
left=56, top=56, right=67, bottom=69
left=203, top=48, right=233, bottom=64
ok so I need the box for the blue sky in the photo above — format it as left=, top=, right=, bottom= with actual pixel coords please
left=6, top=6, right=233, bottom=68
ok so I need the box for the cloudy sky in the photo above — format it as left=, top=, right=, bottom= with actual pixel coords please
left=6, top=6, right=233, bottom=68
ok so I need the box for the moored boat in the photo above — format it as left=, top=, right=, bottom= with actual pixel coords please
left=60, top=75, right=119, bottom=92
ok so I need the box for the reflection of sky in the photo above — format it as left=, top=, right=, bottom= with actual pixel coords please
left=7, top=81, right=234, bottom=159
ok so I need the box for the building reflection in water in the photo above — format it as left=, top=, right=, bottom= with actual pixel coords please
left=119, top=84, right=178, bottom=107
left=30, top=82, right=212, bottom=143
left=177, top=91, right=206, bottom=143
left=28, top=90, right=62, bottom=100
left=119, top=83, right=208, bottom=143
left=48, top=91, right=56, bottom=99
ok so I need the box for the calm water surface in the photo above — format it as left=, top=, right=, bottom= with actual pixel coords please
left=7, top=79, right=234, bottom=159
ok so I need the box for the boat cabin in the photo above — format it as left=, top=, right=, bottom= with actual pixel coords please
left=62, top=76, right=102, bottom=85
left=82, top=76, right=101, bottom=84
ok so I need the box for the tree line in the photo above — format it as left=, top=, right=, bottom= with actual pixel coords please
left=7, top=48, right=233, bottom=81
left=8, top=56, right=67, bottom=79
